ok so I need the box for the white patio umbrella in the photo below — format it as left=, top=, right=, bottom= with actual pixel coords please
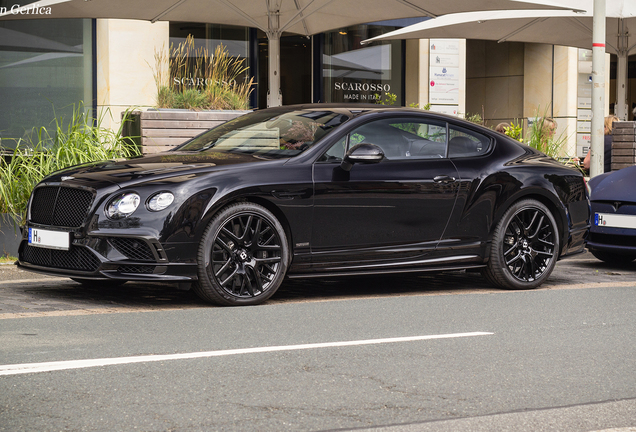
left=362, top=1, right=636, bottom=120
left=0, top=0, right=577, bottom=106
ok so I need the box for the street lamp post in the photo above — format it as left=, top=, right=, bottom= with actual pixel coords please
left=590, top=0, right=606, bottom=177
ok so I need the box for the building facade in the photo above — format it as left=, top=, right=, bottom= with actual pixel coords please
left=1, top=17, right=622, bottom=159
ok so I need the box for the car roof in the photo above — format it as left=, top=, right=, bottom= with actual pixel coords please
left=256, top=103, right=468, bottom=123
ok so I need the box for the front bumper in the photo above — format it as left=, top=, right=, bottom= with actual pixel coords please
left=18, top=231, right=198, bottom=282
left=587, top=201, right=636, bottom=256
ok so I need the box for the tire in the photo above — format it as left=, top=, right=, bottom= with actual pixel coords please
left=192, top=202, right=289, bottom=306
left=590, top=249, right=636, bottom=264
left=482, top=199, right=559, bottom=290
left=70, top=278, right=126, bottom=288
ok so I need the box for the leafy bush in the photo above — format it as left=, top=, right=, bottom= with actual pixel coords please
left=526, top=108, right=565, bottom=158
left=504, top=121, right=524, bottom=142
left=0, top=104, right=140, bottom=225
left=464, top=112, right=483, bottom=125
left=153, top=35, right=254, bottom=110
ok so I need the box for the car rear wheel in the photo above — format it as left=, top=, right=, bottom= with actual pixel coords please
left=192, top=202, right=289, bottom=306
left=483, top=199, right=559, bottom=290
left=589, top=249, right=636, bottom=264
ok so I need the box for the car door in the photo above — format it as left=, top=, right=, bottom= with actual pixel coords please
left=436, top=123, right=496, bottom=258
left=310, top=116, right=460, bottom=268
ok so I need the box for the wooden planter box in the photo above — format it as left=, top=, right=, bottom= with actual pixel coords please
left=124, top=109, right=250, bottom=155
left=611, top=121, right=636, bottom=171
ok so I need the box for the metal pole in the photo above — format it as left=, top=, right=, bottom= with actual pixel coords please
left=617, top=52, right=627, bottom=120
left=267, top=1, right=283, bottom=107
left=616, top=20, right=628, bottom=120
left=267, top=34, right=282, bottom=107
left=590, top=0, right=606, bottom=177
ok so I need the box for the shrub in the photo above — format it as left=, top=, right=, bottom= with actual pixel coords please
left=0, top=104, right=140, bottom=225
left=152, top=35, right=254, bottom=111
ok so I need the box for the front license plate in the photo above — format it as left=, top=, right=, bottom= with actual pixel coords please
left=595, top=213, right=636, bottom=230
left=28, top=228, right=70, bottom=250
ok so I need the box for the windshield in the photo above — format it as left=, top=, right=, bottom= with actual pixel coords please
left=175, top=109, right=351, bottom=158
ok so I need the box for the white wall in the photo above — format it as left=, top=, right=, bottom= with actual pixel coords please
left=96, top=19, right=169, bottom=131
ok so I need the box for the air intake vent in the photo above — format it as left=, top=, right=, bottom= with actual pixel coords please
left=22, top=245, right=100, bottom=272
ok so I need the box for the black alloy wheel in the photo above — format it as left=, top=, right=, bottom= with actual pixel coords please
left=193, top=202, right=289, bottom=305
left=483, top=199, right=559, bottom=290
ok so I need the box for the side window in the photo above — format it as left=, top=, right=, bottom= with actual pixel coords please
left=342, top=118, right=448, bottom=160
left=448, top=124, right=491, bottom=158
left=318, top=136, right=348, bottom=162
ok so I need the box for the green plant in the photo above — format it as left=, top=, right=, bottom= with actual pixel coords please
left=0, top=254, right=17, bottom=263
left=173, top=88, right=209, bottom=110
left=0, top=104, right=140, bottom=226
left=152, top=35, right=254, bottom=111
left=504, top=121, right=524, bottom=142
left=407, top=102, right=431, bottom=110
left=464, top=112, right=483, bottom=125
left=526, top=106, right=566, bottom=159
left=374, top=92, right=397, bottom=106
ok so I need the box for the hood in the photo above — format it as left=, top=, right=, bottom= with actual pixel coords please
left=42, top=151, right=281, bottom=189
left=589, top=165, right=636, bottom=202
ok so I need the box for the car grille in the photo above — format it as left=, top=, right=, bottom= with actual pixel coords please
left=22, top=245, right=101, bottom=272
left=117, top=265, right=155, bottom=274
left=108, top=238, right=155, bottom=261
left=30, top=186, right=94, bottom=228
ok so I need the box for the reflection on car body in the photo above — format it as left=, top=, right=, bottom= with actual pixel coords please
left=18, top=104, right=590, bottom=305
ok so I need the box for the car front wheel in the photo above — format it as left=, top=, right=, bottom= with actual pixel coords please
left=192, top=202, right=289, bottom=306
left=483, top=199, right=559, bottom=290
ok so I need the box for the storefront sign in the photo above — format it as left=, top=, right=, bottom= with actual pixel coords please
left=430, top=39, right=460, bottom=55
left=577, top=133, right=591, bottom=158
left=333, top=82, right=391, bottom=92
left=429, top=105, right=460, bottom=117
left=578, top=97, right=592, bottom=109
left=577, top=121, right=591, bottom=133
left=429, top=91, right=459, bottom=104
left=0, top=4, right=52, bottom=14
left=430, top=66, right=460, bottom=81
left=430, top=54, right=459, bottom=68
left=577, top=109, right=592, bottom=121
left=333, top=81, right=391, bottom=101
left=173, top=77, right=235, bottom=87
left=429, top=80, right=459, bottom=92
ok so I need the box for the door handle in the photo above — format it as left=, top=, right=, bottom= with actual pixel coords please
left=272, top=190, right=305, bottom=200
left=433, top=175, right=456, bottom=184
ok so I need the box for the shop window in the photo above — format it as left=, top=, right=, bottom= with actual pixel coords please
left=323, top=25, right=403, bottom=105
left=0, top=18, right=92, bottom=148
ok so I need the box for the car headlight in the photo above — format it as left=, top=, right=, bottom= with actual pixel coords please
left=106, top=193, right=140, bottom=219
left=147, top=192, right=174, bottom=212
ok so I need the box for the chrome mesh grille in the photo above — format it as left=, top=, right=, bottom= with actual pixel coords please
left=30, top=186, right=93, bottom=228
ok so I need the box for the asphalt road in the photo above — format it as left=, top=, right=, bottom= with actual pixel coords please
left=1, top=252, right=635, bottom=431
left=0, top=251, right=635, bottom=318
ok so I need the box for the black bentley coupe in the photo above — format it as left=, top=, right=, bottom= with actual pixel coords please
left=18, top=104, right=590, bottom=305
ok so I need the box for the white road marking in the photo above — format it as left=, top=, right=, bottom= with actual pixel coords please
left=0, top=332, right=493, bottom=376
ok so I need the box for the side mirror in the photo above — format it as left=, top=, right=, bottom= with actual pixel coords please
left=340, top=143, right=385, bottom=172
